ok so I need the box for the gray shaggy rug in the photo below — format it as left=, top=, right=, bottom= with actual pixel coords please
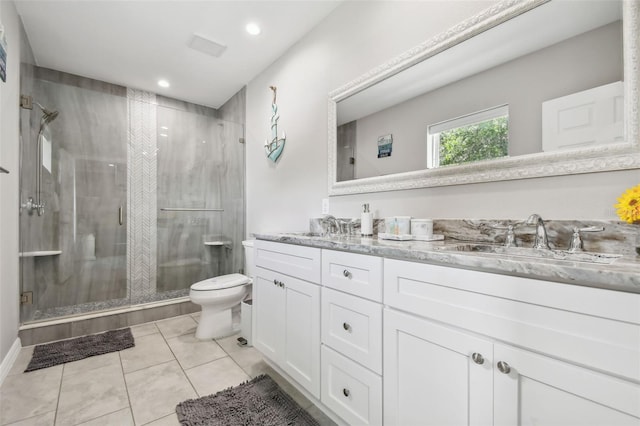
left=25, top=328, right=134, bottom=372
left=176, top=374, right=320, bottom=426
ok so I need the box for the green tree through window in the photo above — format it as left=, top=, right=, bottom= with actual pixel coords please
left=439, top=116, right=508, bottom=166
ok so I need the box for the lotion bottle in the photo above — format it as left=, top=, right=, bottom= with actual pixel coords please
left=361, top=203, right=373, bottom=237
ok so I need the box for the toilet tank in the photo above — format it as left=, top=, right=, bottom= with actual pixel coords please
left=242, top=240, right=255, bottom=278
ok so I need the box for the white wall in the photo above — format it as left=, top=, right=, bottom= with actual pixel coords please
left=246, top=1, right=639, bottom=236
left=0, top=0, right=22, bottom=364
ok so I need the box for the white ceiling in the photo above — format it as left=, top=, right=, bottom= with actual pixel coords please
left=15, top=0, right=342, bottom=108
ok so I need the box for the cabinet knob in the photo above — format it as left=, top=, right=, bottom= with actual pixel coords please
left=343, top=269, right=352, bottom=279
left=273, top=279, right=278, bottom=286
left=343, top=322, right=351, bottom=332
left=471, top=353, right=484, bottom=365
left=497, top=361, right=511, bottom=374
left=342, top=388, right=350, bottom=397
left=279, top=281, right=285, bottom=288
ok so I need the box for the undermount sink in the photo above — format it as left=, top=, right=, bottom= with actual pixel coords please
left=437, top=243, right=622, bottom=265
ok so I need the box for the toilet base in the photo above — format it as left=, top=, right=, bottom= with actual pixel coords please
left=195, top=308, right=238, bottom=340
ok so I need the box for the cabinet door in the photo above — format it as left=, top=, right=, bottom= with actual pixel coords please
left=494, top=343, right=640, bottom=426
left=282, top=274, right=321, bottom=399
left=253, top=267, right=285, bottom=363
left=384, top=308, right=493, bottom=426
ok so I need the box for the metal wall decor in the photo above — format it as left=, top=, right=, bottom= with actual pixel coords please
left=264, top=86, right=286, bottom=162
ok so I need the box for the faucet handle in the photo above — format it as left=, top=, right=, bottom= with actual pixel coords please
left=568, top=226, right=604, bottom=252
left=491, top=222, right=524, bottom=247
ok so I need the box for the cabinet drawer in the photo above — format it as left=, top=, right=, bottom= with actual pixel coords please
left=322, top=250, right=382, bottom=302
left=384, top=258, right=640, bottom=382
left=321, top=288, right=382, bottom=374
left=255, top=240, right=321, bottom=283
left=321, top=346, right=382, bottom=426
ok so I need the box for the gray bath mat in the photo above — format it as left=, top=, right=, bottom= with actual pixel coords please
left=25, top=328, right=134, bottom=372
left=176, top=374, right=319, bottom=426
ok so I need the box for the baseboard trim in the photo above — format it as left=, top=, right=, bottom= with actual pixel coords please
left=0, top=338, right=22, bottom=386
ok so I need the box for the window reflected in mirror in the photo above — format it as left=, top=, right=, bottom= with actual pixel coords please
left=427, top=105, right=508, bottom=169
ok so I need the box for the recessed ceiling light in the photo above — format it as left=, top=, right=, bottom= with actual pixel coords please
left=158, top=79, right=170, bottom=88
left=160, top=126, right=168, bottom=130
left=108, top=163, right=115, bottom=167
left=160, top=133, right=168, bottom=137
left=246, top=22, right=261, bottom=36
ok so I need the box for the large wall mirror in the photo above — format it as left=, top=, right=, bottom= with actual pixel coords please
left=328, top=0, right=639, bottom=196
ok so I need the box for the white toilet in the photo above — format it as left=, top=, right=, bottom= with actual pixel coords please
left=189, top=240, right=254, bottom=340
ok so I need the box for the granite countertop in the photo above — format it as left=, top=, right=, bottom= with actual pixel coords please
left=253, top=232, right=640, bottom=294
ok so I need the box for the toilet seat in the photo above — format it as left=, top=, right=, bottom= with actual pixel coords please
left=190, top=273, right=250, bottom=291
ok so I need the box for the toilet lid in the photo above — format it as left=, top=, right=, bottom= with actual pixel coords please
left=191, top=273, right=250, bottom=291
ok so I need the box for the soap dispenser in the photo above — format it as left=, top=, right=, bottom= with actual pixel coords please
left=361, top=204, right=373, bottom=237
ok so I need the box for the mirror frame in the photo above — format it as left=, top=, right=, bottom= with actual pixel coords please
left=328, top=0, right=639, bottom=196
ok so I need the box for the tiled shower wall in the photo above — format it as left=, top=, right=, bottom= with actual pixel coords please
left=127, top=88, right=158, bottom=303
left=19, top=67, right=245, bottom=322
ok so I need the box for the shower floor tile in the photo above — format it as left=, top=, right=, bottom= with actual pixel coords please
left=0, top=314, right=337, bottom=426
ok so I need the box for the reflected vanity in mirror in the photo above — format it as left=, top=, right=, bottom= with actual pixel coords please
left=328, top=0, right=640, bottom=195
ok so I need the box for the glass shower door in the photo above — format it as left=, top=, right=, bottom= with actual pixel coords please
left=155, top=105, right=245, bottom=299
left=19, top=76, right=129, bottom=322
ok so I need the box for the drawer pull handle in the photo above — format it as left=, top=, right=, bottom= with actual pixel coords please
left=471, top=353, right=484, bottom=365
left=342, top=322, right=351, bottom=332
left=497, top=361, right=511, bottom=374
left=343, top=269, right=352, bottom=279
left=342, top=388, right=350, bottom=398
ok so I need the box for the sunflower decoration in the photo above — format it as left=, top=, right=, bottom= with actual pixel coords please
left=614, top=183, right=640, bottom=224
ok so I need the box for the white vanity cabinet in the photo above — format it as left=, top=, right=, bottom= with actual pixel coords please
left=321, top=250, right=383, bottom=426
left=253, top=240, right=322, bottom=398
left=384, top=258, right=640, bottom=426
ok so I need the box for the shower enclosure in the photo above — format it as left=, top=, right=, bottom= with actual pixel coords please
left=19, top=67, right=245, bottom=323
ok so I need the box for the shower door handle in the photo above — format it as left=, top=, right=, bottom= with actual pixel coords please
left=118, top=206, right=123, bottom=226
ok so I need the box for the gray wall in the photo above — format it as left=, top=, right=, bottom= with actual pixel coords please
left=0, top=0, right=23, bottom=371
left=352, top=21, right=622, bottom=179
left=245, top=0, right=639, bottom=239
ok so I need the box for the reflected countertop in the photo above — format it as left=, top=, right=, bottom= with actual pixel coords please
left=253, top=232, right=640, bottom=294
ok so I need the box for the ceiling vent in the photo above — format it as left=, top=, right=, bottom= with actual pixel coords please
left=188, top=34, right=227, bottom=58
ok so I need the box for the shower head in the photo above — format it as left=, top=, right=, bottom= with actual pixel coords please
left=35, top=102, right=59, bottom=125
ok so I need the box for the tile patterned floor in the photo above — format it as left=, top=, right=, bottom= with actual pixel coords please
left=0, top=313, right=336, bottom=426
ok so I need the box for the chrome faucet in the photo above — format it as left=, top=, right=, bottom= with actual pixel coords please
left=526, top=214, right=550, bottom=250
left=321, top=214, right=341, bottom=236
